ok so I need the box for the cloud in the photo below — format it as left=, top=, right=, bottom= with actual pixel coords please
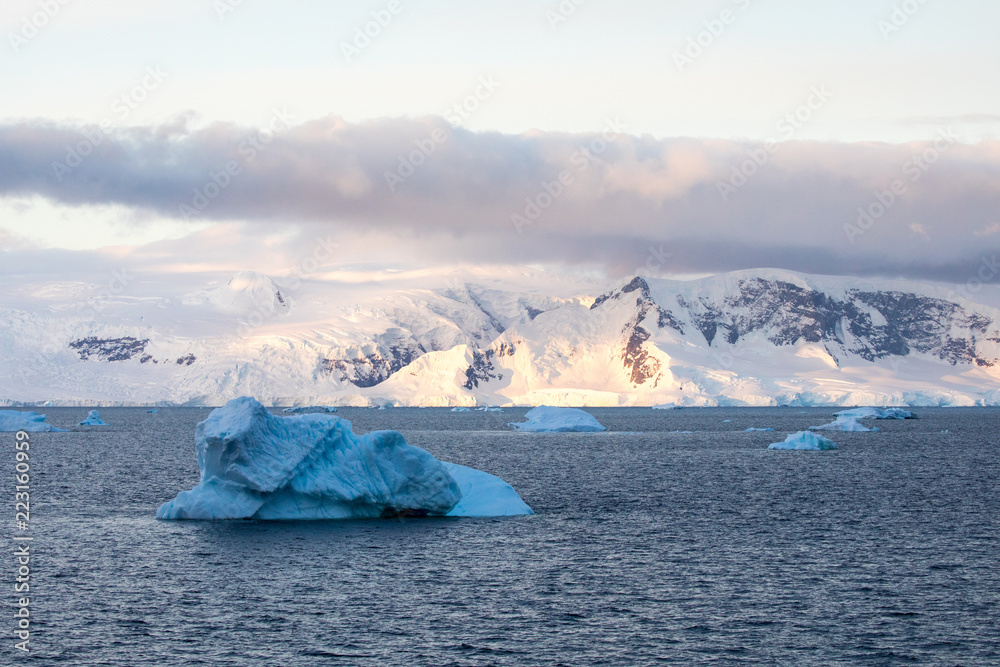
left=1, top=116, right=999, bottom=283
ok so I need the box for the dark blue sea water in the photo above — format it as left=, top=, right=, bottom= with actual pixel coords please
left=2, top=407, right=999, bottom=666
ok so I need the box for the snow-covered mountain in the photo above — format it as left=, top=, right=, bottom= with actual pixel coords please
left=2, top=268, right=999, bottom=407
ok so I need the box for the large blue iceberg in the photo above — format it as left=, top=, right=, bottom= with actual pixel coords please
left=156, top=397, right=533, bottom=520
left=0, top=410, right=68, bottom=432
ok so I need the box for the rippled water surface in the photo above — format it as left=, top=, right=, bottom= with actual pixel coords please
left=2, top=407, right=999, bottom=666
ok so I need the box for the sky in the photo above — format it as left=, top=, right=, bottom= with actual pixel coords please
left=1, top=0, right=999, bottom=287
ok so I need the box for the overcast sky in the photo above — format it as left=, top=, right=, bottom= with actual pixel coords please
left=2, top=0, right=999, bottom=286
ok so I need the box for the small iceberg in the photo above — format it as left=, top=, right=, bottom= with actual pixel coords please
left=450, top=407, right=472, bottom=412
left=769, top=431, right=838, bottom=451
left=652, top=403, right=679, bottom=410
left=810, top=416, right=879, bottom=432
left=745, top=427, right=775, bottom=432
left=836, top=407, right=917, bottom=420
left=281, top=406, right=337, bottom=414
left=79, top=410, right=109, bottom=426
left=147, top=408, right=160, bottom=414
left=477, top=407, right=503, bottom=412
left=157, top=397, right=532, bottom=520
left=509, top=406, right=606, bottom=433
left=0, top=410, right=68, bottom=432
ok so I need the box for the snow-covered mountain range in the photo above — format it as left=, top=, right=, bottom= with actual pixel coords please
left=2, top=268, right=999, bottom=407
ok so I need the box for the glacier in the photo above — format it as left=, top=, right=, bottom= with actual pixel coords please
left=835, top=407, right=917, bottom=420
left=768, top=431, right=839, bottom=451
left=5, top=268, right=1000, bottom=408
left=156, top=397, right=532, bottom=521
left=810, top=416, right=879, bottom=432
left=78, top=410, right=108, bottom=426
left=509, top=406, right=606, bottom=433
left=0, top=410, right=68, bottom=432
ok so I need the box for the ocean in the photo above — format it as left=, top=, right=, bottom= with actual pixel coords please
left=3, top=406, right=998, bottom=666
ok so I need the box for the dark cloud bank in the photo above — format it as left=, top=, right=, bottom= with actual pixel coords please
left=1, top=115, right=999, bottom=282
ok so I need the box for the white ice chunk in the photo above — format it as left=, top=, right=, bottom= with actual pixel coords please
left=78, top=410, right=108, bottom=426
left=450, top=407, right=472, bottom=412
left=810, top=416, right=879, bottom=432
left=745, top=427, right=775, bottom=432
left=769, top=431, right=839, bottom=450
left=0, top=410, right=68, bottom=432
left=157, top=397, right=532, bottom=521
left=509, top=406, right=606, bottom=433
left=835, top=407, right=917, bottom=420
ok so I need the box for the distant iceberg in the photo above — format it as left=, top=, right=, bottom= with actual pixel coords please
left=281, top=406, right=337, bottom=414
left=79, top=410, right=108, bottom=426
left=769, top=431, right=838, bottom=451
left=157, top=397, right=532, bottom=521
left=0, top=410, right=68, bottom=432
left=810, top=416, right=879, bottom=432
left=450, top=407, right=472, bottom=412
left=835, top=407, right=917, bottom=420
left=147, top=408, right=160, bottom=414
left=509, top=406, right=606, bottom=433
left=745, top=427, right=775, bottom=432
left=477, top=407, right=503, bottom=412
left=652, top=403, right=679, bottom=410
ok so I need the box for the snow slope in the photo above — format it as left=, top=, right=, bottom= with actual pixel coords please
left=2, top=267, right=1000, bottom=407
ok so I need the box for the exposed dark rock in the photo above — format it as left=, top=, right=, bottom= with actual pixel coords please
left=464, top=349, right=500, bottom=389
left=69, top=337, right=148, bottom=362
left=176, top=354, right=196, bottom=366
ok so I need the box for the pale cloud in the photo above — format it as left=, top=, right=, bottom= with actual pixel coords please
left=1, top=116, right=999, bottom=284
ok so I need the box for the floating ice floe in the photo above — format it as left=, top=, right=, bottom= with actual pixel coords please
left=508, top=406, right=606, bottom=433
left=156, top=397, right=533, bottom=521
left=477, top=407, right=503, bottom=412
left=810, top=416, right=879, bottom=432
left=768, top=431, right=838, bottom=451
left=745, top=427, right=775, bottom=432
left=0, top=410, right=68, bottom=432
left=281, top=406, right=337, bottom=414
left=79, top=410, right=108, bottom=426
left=147, top=408, right=160, bottom=414
left=835, top=407, right=917, bottom=420
left=450, top=407, right=472, bottom=412
left=652, top=403, right=679, bottom=410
